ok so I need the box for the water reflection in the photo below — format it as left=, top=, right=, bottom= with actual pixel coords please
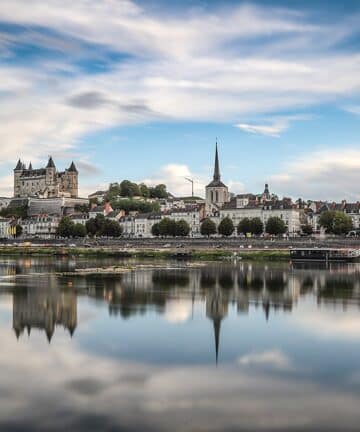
left=1, top=258, right=360, bottom=430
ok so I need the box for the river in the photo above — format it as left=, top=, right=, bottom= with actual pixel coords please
left=0, top=256, right=359, bottom=431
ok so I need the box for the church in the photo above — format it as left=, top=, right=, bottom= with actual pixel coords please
left=13, top=156, right=78, bottom=198
left=205, top=142, right=230, bottom=215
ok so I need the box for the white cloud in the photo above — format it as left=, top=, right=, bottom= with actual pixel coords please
left=238, top=349, right=292, bottom=370
left=0, top=1, right=359, bottom=194
left=141, top=164, right=208, bottom=197
left=235, top=114, right=311, bottom=137
left=270, top=148, right=360, bottom=201
left=164, top=299, right=192, bottom=324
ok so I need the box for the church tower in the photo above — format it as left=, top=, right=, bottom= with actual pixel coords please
left=205, top=142, right=229, bottom=215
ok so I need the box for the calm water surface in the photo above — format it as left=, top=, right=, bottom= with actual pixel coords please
left=1, top=256, right=360, bottom=431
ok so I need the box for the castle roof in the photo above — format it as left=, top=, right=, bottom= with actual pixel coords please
left=14, top=159, right=22, bottom=170
left=46, top=156, right=56, bottom=168
left=68, top=161, right=78, bottom=173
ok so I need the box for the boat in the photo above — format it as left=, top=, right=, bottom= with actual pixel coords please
left=290, top=248, right=360, bottom=262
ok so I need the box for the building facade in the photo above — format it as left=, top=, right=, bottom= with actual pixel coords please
left=14, top=157, right=78, bottom=199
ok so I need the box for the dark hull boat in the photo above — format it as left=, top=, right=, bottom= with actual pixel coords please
left=290, top=248, right=360, bottom=263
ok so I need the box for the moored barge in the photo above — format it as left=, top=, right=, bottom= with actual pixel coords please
left=290, top=248, right=360, bottom=262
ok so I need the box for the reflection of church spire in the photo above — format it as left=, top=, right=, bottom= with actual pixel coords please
left=206, top=286, right=228, bottom=366
left=213, top=317, right=221, bottom=365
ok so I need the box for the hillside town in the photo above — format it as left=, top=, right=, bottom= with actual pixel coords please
left=0, top=146, right=358, bottom=240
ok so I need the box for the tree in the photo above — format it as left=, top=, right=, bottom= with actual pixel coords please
left=301, top=224, right=313, bottom=235
left=94, top=214, right=106, bottom=233
left=139, top=183, right=150, bottom=198
left=120, top=180, right=140, bottom=198
left=85, top=218, right=98, bottom=236
left=72, top=223, right=87, bottom=238
left=151, top=222, right=160, bottom=237
left=218, top=217, right=234, bottom=237
left=149, top=184, right=168, bottom=199
left=318, top=211, right=335, bottom=233
left=333, top=212, right=353, bottom=235
left=318, top=210, right=353, bottom=234
left=175, top=219, right=190, bottom=237
left=158, top=218, right=177, bottom=237
left=250, top=217, right=264, bottom=235
left=56, top=217, right=75, bottom=238
left=237, top=218, right=251, bottom=235
left=265, top=216, right=287, bottom=235
left=200, top=218, right=217, bottom=237
left=100, top=219, right=123, bottom=237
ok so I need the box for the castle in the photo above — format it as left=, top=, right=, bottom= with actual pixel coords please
left=13, top=157, right=78, bottom=198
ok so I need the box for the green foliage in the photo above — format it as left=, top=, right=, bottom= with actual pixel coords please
left=237, top=217, right=251, bottom=235
left=265, top=216, right=287, bottom=235
left=0, top=205, right=28, bottom=219
left=151, top=222, right=160, bottom=237
left=120, top=180, right=140, bottom=198
left=319, top=211, right=353, bottom=234
left=200, top=218, right=217, bottom=237
left=110, top=198, right=160, bottom=214
left=301, top=224, right=313, bottom=235
left=237, top=217, right=263, bottom=235
left=85, top=218, right=97, bottom=236
left=158, top=218, right=177, bottom=237
left=74, top=204, right=89, bottom=213
left=100, top=219, right=123, bottom=237
left=318, top=211, right=334, bottom=233
left=139, top=183, right=150, bottom=198
left=333, top=212, right=353, bottom=235
left=218, top=217, right=234, bottom=237
left=72, top=223, right=87, bottom=238
left=175, top=219, right=191, bottom=237
left=149, top=184, right=168, bottom=199
left=250, top=217, right=264, bottom=235
left=56, top=216, right=75, bottom=238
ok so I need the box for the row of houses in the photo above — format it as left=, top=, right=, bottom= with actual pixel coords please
left=3, top=198, right=360, bottom=239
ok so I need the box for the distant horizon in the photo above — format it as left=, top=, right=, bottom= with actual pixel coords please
left=0, top=0, right=359, bottom=201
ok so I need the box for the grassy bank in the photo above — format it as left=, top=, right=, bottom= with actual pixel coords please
left=0, top=246, right=290, bottom=261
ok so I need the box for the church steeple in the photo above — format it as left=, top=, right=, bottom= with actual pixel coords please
left=213, top=140, right=220, bottom=182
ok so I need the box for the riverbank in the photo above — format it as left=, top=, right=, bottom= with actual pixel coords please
left=0, top=245, right=290, bottom=261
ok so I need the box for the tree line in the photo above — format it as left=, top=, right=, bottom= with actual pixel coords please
left=56, top=215, right=122, bottom=238
left=106, top=180, right=168, bottom=200
left=199, top=216, right=288, bottom=237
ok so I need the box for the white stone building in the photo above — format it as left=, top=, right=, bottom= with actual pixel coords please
left=21, top=215, right=60, bottom=239
left=0, top=218, right=12, bottom=239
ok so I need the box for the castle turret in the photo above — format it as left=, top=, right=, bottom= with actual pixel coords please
left=45, top=156, right=56, bottom=196
left=65, top=161, right=78, bottom=198
left=13, top=159, right=24, bottom=197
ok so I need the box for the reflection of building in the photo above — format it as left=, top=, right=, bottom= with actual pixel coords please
left=206, top=288, right=228, bottom=364
left=13, top=283, right=77, bottom=342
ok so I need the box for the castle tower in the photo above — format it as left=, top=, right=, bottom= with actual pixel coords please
left=205, top=142, right=229, bottom=215
left=45, top=156, right=56, bottom=197
left=67, top=161, right=78, bottom=198
left=13, top=159, right=24, bottom=198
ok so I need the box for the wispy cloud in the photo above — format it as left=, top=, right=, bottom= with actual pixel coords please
left=270, top=148, right=360, bottom=201
left=235, top=115, right=311, bottom=137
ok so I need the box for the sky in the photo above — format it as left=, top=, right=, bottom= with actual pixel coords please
left=0, top=0, right=359, bottom=200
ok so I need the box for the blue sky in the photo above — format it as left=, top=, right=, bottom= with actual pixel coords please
left=0, top=0, right=359, bottom=200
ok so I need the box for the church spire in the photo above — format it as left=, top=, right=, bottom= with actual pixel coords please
left=213, top=140, right=220, bottom=182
